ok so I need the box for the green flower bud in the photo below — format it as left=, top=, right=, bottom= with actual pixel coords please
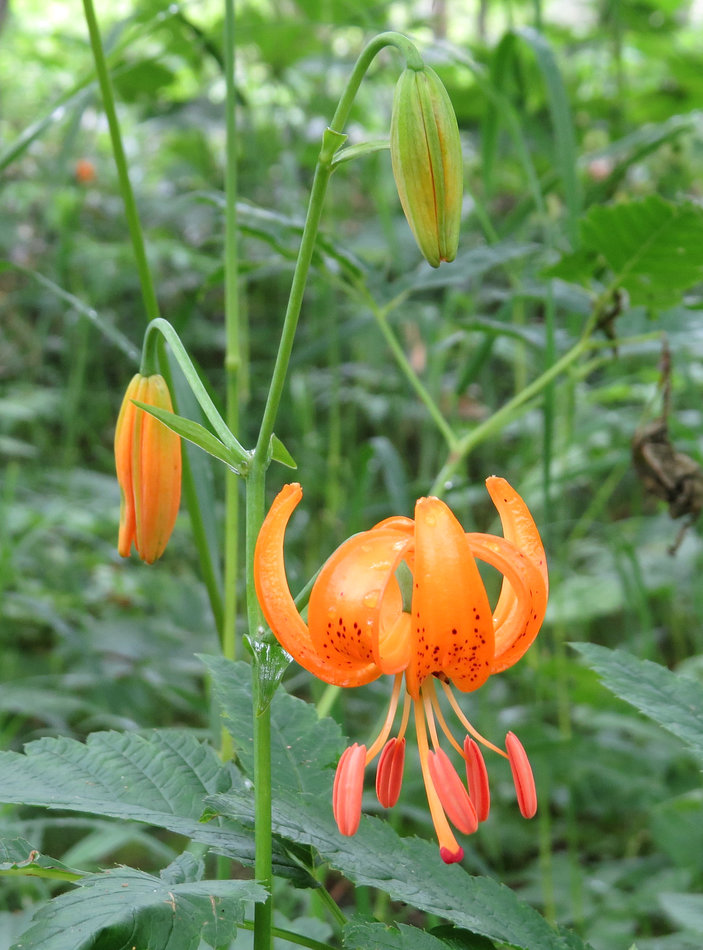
left=390, top=66, right=463, bottom=267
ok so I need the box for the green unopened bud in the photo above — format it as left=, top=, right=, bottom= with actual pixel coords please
left=390, top=66, right=463, bottom=267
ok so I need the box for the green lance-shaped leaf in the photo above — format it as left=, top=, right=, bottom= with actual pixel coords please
left=133, top=401, right=250, bottom=474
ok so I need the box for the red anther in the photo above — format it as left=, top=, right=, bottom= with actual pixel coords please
left=376, top=737, right=406, bottom=808
left=427, top=748, right=478, bottom=835
left=505, top=731, right=537, bottom=819
left=333, top=743, right=367, bottom=836
left=464, top=736, right=490, bottom=823
left=439, top=845, right=464, bottom=864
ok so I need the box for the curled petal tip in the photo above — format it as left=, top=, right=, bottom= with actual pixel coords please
left=506, top=731, right=537, bottom=819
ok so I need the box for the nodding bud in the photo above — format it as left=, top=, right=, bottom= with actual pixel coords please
left=506, top=731, right=537, bottom=819
left=333, top=743, right=366, bottom=836
left=376, top=737, right=406, bottom=808
left=427, top=748, right=478, bottom=836
left=114, top=373, right=182, bottom=564
left=464, top=737, right=491, bottom=823
left=390, top=65, right=463, bottom=268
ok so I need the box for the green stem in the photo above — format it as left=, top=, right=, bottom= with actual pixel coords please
left=237, top=918, right=338, bottom=950
left=142, top=319, right=248, bottom=462
left=81, top=0, right=160, bottom=324
left=243, top=35, right=425, bottom=949
left=315, top=881, right=348, bottom=927
left=362, top=290, right=458, bottom=450
left=329, top=31, right=423, bottom=133
left=223, top=0, right=240, bottom=674
left=253, top=672, right=273, bottom=950
left=430, top=335, right=591, bottom=495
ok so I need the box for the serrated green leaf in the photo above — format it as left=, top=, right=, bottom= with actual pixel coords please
left=212, top=786, right=583, bottom=950
left=11, top=867, right=265, bottom=950
left=572, top=643, right=703, bottom=765
left=133, top=401, right=249, bottom=473
left=344, top=918, right=495, bottom=949
left=201, top=658, right=342, bottom=796
left=0, top=730, right=304, bottom=882
left=0, top=838, right=83, bottom=883
left=580, top=196, right=703, bottom=306
left=541, top=246, right=599, bottom=283
left=160, top=852, right=205, bottom=886
left=269, top=434, right=297, bottom=469
left=205, top=665, right=588, bottom=950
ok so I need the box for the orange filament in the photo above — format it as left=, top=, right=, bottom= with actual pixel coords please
left=440, top=680, right=508, bottom=759
left=365, top=674, right=404, bottom=764
left=414, top=695, right=463, bottom=864
left=425, top=678, right=465, bottom=758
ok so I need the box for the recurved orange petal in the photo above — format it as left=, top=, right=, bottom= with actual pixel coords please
left=484, top=477, right=548, bottom=672
left=465, top=532, right=546, bottom=674
left=308, top=527, right=412, bottom=676
left=254, top=485, right=379, bottom=687
left=407, top=497, right=494, bottom=698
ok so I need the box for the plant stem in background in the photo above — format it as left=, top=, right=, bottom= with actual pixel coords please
left=429, top=334, right=591, bottom=496
left=81, top=0, right=160, bottom=324
left=82, top=0, right=228, bottom=636
left=223, top=0, right=241, bottom=674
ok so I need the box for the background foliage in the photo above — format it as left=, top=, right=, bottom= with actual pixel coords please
left=2, top=0, right=703, bottom=948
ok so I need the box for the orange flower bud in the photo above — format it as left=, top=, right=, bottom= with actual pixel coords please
left=390, top=66, right=463, bottom=267
left=114, top=373, right=182, bottom=564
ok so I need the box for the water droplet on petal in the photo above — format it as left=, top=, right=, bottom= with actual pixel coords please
left=363, top=590, right=380, bottom=609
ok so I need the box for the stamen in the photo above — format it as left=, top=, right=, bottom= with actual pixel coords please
left=427, top=747, right=478, bottom=835
left=422, top=687, right=441, bottom=751
left=365, top=674, right=404, bottom=764
left=506, top=731, right=537, bottom=819
left=464, top=737, right=490, bottom=822
left=396, top=689, right=411, bottom=741
left=376, top=736, right=406, bottom=808
left=425, top=678, right=464, bottom=758
left=440, top=680, right=508, bottom=759
left=414, top=696, right=464, bottom=864
left=333, top=743, right=366, bottom=836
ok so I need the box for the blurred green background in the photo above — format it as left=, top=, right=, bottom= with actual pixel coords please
left=2, top=0, right=703, bottom=947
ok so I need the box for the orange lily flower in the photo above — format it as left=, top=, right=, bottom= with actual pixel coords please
left=114, top=373, right=182, bottom=564
left=254, top=478, right=548, bottom=863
